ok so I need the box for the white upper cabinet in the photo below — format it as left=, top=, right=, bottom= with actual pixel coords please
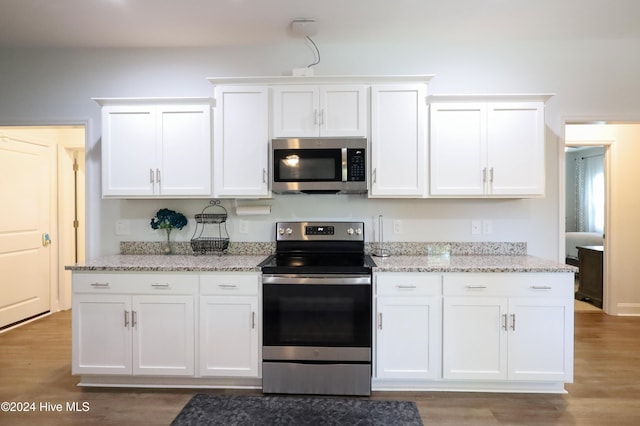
left=213, top=86, right=270, bottom=197
left=97, top=98, right=212, bottom=198
left=272, top=85, right=367, bottom=138
left=430, top=95, right=550, bottom=197
left=370, top=84, right=427, bottom=197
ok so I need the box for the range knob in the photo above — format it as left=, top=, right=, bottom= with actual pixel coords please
left=355, top=227, right=362, bottom=235
left=347, top=228, right=354, bottom=235
left=278, top=228, right=285, bottom=236
left=286, top=228, right=293, bottom=235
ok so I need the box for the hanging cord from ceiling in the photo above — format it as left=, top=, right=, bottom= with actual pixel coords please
left=306, top=35, right=320, bottom=68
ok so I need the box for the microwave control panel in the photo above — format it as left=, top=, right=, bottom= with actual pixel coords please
left=347, top=149, right=366, bottom=181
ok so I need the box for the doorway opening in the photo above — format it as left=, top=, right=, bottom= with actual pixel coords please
left=0, top=125, right=85, bottom=331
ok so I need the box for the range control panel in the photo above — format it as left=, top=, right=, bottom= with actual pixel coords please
left=276, top=221, right=364, bottom=241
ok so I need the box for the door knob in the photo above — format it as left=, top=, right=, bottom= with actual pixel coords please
left=42, top=233, right=52, bottom=247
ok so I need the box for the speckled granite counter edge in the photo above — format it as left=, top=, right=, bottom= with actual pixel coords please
left=120, top=241, right=526, bottom=256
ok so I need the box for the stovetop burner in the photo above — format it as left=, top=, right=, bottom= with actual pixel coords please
left=259, top=221, right=376, bottom=275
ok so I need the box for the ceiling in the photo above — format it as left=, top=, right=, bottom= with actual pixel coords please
left=0, top=0, right=639, bottom=49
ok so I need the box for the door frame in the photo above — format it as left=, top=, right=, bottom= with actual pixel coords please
left=0, top=122, right=88, bottom=325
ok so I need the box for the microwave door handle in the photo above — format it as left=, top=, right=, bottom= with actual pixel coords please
left=341, top=148, right=348, bottom=182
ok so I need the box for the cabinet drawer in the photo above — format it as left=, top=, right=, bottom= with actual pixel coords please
left=200, top=273, right=260, bottom=295
left=442, top=273, right=573, bottom=298
left=375, top=273, right=442, bottom=296
left=73, top=272, right=197, bottom=294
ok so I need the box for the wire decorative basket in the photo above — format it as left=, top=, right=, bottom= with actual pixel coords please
left=190, top=200, right=230, bottom=254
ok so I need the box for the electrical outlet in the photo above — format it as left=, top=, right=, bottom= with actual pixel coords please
left=239, top=220, right=249, bottom=234
left=471, top=219, right=481, bottom=235
left=482, top=220, right=493, bottom=234
left=393, top=220, right=402, bottom=234
left=115, top=220, right=130, bottom=236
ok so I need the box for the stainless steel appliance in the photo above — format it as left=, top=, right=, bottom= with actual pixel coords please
left=259, top=221, right=375, bottom=396
left=271, top=138, right=367, bottom=194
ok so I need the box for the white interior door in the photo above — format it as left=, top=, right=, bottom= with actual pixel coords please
left=0, top=136, right=52, bottom=328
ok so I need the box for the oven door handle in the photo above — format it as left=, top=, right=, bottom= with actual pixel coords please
left=262, top=274, right=371, bottom=285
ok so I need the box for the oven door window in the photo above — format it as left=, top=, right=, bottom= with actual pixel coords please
left=273, top=149, right=341, bottom=182
left=263, top=284, right=371, bottom=348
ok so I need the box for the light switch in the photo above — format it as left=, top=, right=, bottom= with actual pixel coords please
left=115, top=220, right=130, bottom=236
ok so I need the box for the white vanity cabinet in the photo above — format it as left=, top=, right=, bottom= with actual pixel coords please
left=199, top=273, right=261, bottom=378
left=272, top=85, right=367, bottom=138
left=430, top=96, right=549, bottom=197
left=374, top=273, right=442, bottom=382
left=212, top=86, right=270, bottom=197
left=369, top=84, right=428, bottom=197
left=72, top=272, right=196, bottom=376
left=97, top=98, right=212, bottom=198
left=442, top=273, right=574, bottom=382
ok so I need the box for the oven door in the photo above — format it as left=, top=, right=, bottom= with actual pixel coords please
left=262, top=274, right=372, bottom=362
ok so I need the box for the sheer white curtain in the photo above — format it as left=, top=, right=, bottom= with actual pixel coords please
left=576, top=154, right=605, bottom=234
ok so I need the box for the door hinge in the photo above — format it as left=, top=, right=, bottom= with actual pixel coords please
left=73, top=159, right=79, bottom=172
left=73, top=220, right=79, bottom=229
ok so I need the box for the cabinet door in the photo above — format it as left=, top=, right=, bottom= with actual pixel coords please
left=72, top=294, right=132, bottom=375
left=272, top=85, right=319, bottom=137
left=158, top=104, right=212, bottom=196
left=132, top=295, right=195, bottom=376
left=430, top=103, right=486, bottom=196
left=199, top=295, right=260, bottom=377
left=320, top=85, right=367, bottom=137
left=101, top=105, right=156, bottom=196
left=370, top=84, right=427, bottom=197
left=376, top=296, right=441, bottom=380
left=487, top=102, right=545, bottom=195
left=507, top=298, right=573, bottom=381
left=213, top=86, right=269, bottom=197
left=443, top=297, right=508, bottom=380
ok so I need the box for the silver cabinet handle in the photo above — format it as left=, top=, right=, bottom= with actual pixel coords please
left=465, top=285, right=487, bottom=289
left=320, top=109, right=325, bottom=125
left=124, top=310, right=130, bottom=328
left=396, top=285, right=417, bottom=289
left=489, top=167, right=494, bottom=183
left=132, top=311, right=137, bottom=328
left=263, top=168, right=267, bottom=184
left=151, top=283, right=170, bottom=289
left=510, top=313, right=516, bottom=331
left=530, top=285, right=553, bottom=290
left=251, top=312, right=256, bottom=329
left=90, top=282, right=110, bottom=288
left=482, top=167, right=487, bottom=183
left=156, top=168, right=161, bottom=183
left=502, top=314, right=508, bottom=331
left=378, top=313, right=383, bottom=330
left=218, top=284, right=237, bottom=289
left=150, top=168, right=154, bottom=184
left=372, top=168, right=377, bottom=184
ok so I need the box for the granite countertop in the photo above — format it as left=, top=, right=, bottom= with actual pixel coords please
left=66, top=253, right=576, bottom=274
left=65, top=254, right=267, bottom=272
left=371, top=255, right=578, bottom=273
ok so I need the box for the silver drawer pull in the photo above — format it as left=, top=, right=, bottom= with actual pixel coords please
left=465, top=285, right=487, bottom=289
left=530, top=285, right=553, bottom=290
left=396, top=285, right=417, bottom=289
left=90, top=282, right=110, bottom=287
left=151, top=283, right=170, bottom=289
left=218, top=284, right=237, bottom=289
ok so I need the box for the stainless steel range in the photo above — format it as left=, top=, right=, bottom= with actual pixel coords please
left=259, top=221, right=376, bottom=396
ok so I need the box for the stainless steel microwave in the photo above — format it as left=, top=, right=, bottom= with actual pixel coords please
left=271, top=138, right=367, bottom=194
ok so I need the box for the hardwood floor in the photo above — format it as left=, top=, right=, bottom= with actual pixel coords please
left=1, top=310, right=639, bottom=425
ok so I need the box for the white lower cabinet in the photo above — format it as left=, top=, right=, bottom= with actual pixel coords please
left=72, top=273, right=196, bottom=376
left=442, top=273, right=574, bottom=382
left=374, top=273, right=442, bottom=381
left=199, top=273, right=261, bottom=378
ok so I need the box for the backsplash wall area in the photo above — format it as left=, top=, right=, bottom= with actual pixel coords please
left=107, top=195, right=548, bottom=257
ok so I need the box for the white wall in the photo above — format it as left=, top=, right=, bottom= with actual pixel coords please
left=1, top=38, right=639, bottom=262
